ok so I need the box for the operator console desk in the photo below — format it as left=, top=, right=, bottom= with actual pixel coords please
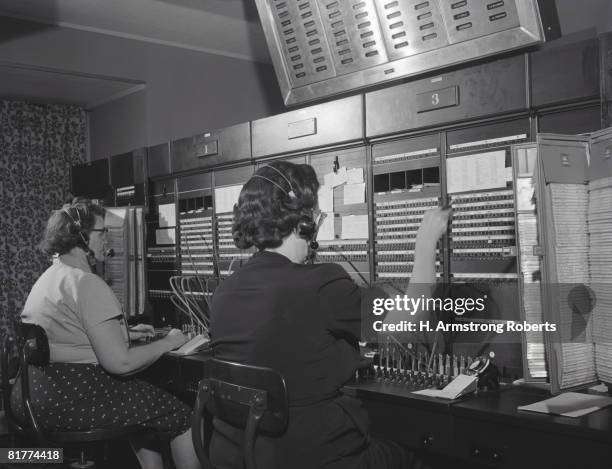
left=142, top=352, right=612, bottom=469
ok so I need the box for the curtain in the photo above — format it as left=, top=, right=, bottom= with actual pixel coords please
left=0, top=100, right=87, bottom=335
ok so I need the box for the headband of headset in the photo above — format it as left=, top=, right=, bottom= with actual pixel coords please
left=62, top=203, right=93, bottom=249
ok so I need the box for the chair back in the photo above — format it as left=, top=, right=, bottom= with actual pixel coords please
left=20, top=323, right=50, bottom=367
left=1, top=332, right=23, bottom=433
left=8, top=323, right=152, bottom=448
left=17, top=323, right=50, bottom=440
left=192, top=359, right=288, bottom=469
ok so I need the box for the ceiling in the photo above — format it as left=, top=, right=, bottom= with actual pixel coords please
left=0, top=63, right=145, bottom=109
left=0, top=0, right=270, bottom=62
left=0, top=0, right=272, bottom=108
left=0, top=0, right=609, bottom=109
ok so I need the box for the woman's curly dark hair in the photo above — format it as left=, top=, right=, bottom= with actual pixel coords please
left=39, top=197, right=106, bottom=256
left=233, top=161, right=320, bottom=250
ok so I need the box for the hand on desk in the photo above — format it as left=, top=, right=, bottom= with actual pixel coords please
left=129, top=323, right=155, bottom=341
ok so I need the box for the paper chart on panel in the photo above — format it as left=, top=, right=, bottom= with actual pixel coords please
left=343, top=183, right=365, bottom=204
left=155, top=228, right=176, bottom=245
left=347, top=167, right=364, bottom=184
left=341, top=214, right=368, bottom=239
left=214, top=185, right=243, bottom=213
left=317, top=213, right=335, bottom=241
left=446, top=150, right=507, bottom=194
left=158, top=203, right=176, bottom=227
left=318, top=185, right=334, bottom=213
left=324, top=167, right=348, bottom=188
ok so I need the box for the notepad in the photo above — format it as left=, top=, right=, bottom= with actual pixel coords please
left=412, top=374, right=478, bottom=400
left=517, top=392, right=612, bottom=418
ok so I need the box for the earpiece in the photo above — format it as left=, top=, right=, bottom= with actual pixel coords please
left=62, top=205, right=95, bottom=260
left=297, top=213, right=318, bottom=244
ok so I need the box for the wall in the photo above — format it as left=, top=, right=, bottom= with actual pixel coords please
left=88, top=43, right=285, bottom=159
left=0, top=16, right=285, bottom=159
left=555, top=0, right=612, bottom=36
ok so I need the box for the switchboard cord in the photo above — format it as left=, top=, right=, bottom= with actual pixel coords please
left=183, top=232, right=208, bottom=305
left=169, top=275, right=210, bottom=334
left=198, top=233, right=221, bottom=283
left=323, top=244, right=371, bottom=287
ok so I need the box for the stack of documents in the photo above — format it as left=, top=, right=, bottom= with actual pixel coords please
left=518, top=213, right=547, bottom=378
left=548, top=183, right=596, bottom=389
left=588, top=176, right=612, bottom=382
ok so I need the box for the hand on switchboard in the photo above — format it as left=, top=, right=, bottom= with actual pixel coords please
left=417, top=206, right=452, bottom=242
left=128, top=323, right=155, bottom=341
left=163, top=328, right=190, bottom=350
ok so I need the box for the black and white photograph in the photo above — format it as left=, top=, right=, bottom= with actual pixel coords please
left=1, top=1, right=612, bottom=468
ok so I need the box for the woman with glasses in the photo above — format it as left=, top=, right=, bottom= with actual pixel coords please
left=210, top=161, right=450, bottom=469
left=11, top=198, right=199, bottom=469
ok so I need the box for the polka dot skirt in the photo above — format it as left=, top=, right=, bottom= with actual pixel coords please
left=10, top=363, right=192, bottom=437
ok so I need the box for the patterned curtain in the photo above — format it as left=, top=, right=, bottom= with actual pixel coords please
left=0, top=100, right=87, bottom=335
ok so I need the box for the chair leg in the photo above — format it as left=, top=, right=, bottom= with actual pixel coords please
left=69, top=449, right=95, bottom=469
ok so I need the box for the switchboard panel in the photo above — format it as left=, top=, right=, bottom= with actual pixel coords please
left=177, top=173, right=215, bottom=279
left=310, top=146, right=370, bottom=286
left=371, top=134, right=442, bottom=292
left=446, top=120, right=528, bottom=283
left=366, top=55, right=528, bottom=138
left=538, top=106, right=601, bottom=135
left=109, top=148, right=147, bottom=207
left=444, top=120, right=529, bottom=379
left=213, top=165, right=255, bottom=279
left=105, top=206, right=146, bottom=319
left=530, top=36, right=599, bottom=107
left=147, top=142, right=171, bottom=178
left=146, top=178, right=178, bottom=326
left=252, top=95, right=364, bottom=158
left=71, top=158, right=113, bottom=205
left=171, top=122, right=251, bottom=173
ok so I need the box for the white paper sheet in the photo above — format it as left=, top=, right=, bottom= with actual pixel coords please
left=318, top=185, right=334, bottom=212
left=343, top=183, right=365, bottom=204
left=412, top=374, right=478, bottom=399
left=517, top=392, right=612, bottom=418
left=317, top=213, right=335, bottom=241
left=158, top=203, right=176, bottom=227
left=446, top=150, right=507, bottom=194
left=155, top=227, right=175, bottom=245
left=214, top=184, right=243, bottom=213
left=341, top=215, right=368, bottom=239
left=347, top=167, right=364, bottom=184
left=324, top=167, right=348, bottom=188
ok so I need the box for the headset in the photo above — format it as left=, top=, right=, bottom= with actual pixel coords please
left=61, top=202, right=114, bottom=263
left=251, top=165, right=320, bottom=249
left=62, top=204, right=93, bottom=253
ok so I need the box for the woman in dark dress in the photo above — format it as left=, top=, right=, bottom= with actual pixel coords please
left=210, top=162, right=450, bottom=469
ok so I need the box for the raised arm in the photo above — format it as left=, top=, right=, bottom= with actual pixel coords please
left=384, top=207, right=451, bottom=325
